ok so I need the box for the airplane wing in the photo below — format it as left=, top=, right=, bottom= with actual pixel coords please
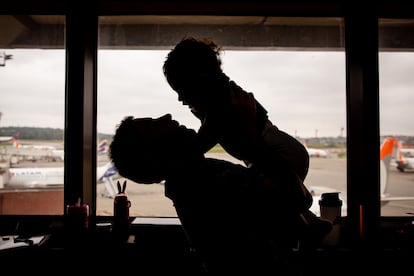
left=97, top=162, right=119, bottom=198
left=96, top=162, right=118, bottom=180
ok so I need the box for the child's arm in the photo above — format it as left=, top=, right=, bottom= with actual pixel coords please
left=196, top=117, right=219, bottom=154
left=190, top=107, right=219, bottom=154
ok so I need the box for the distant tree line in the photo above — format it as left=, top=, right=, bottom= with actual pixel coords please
left=0, top=126, right=112, bottom=141
left=1, top=126, right=413, bottom=147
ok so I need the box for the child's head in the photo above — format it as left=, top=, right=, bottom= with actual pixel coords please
left=163, top=37, right=224, bottom=109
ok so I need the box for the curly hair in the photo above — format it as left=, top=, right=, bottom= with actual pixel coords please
left=162, top=36, right=223, bottom=91
left=109, top=117, right=164, bottom=181
left=109, top=116, right=136, bottom=178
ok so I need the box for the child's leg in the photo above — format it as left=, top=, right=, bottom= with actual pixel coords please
left=261, top=122, right=310, bottom=181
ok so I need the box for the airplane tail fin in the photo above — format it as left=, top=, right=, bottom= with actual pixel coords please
left=97, top=139, right=108, bottom=155
left=11, top=137, right=19, bottom=148
left=380, top=137, right=400, bottom=195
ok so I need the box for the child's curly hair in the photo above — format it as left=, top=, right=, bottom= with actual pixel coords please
left=162, top=36, right=223, bottom=91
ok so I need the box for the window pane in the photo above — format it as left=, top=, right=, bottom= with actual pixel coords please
left=97, top=16, right=346, bottom=217
left=0, top=15, right=65, bottom=214
left=379, top=19, right=414, bottom=216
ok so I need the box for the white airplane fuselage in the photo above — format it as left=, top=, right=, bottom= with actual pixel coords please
left=8, top=167, right=63, bottom=187
left=4, top=162, right=118, bottom=198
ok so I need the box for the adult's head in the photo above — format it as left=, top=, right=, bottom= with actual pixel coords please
left=109, top=113, right=200, bottom=184
left=163, top=36, right=228, bottom=110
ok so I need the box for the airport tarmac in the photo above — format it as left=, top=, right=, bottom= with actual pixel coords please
left=96, top=153, right=414, bottom=217
left=3, top=151, right=413, bottom=217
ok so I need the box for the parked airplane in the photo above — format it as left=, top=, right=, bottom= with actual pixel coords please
left=7, top=139, right=109, bottom=162
left=306, top=147, right=329, bottom=158
left=0, top=133, right=19, bottom=143
left=300, top=139, right=329, bottom=158
left=0, top=136, right=14, bottom=142
left=97, top=139, right=108, bottom=155
left=6, top=162, right=119, bottom=198
left=48, top=139, right=109, bottom=162
left=308, top=137, right=414, bottom=216
left=4, top=137, right=63, bottom=161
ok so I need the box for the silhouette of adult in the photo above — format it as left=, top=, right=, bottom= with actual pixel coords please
left=110, top=114, right=305, bottom=274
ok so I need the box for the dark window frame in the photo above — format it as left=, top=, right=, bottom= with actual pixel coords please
left=1, top=1, right=414, bottom=249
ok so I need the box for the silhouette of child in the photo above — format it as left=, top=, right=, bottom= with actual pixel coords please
left=163, top=36, right=332, bottom=242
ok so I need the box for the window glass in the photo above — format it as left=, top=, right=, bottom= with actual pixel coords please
left=0, top=15, right=65, bottom=214
left=379, top=19, right=414, bottom=216
left=97, top=16, right=346, bottom=217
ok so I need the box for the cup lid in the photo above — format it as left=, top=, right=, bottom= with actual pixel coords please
left=319, top=192, right=342, bottom=207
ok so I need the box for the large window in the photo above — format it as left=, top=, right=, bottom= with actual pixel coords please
left=379, top=19, right=414, bottom=216
left=97, top=16, right=347, bottom=217
left=0, top=15, right=65, bottom=214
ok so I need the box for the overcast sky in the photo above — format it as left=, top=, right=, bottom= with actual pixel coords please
left=1, top=48, right=413, bottom=138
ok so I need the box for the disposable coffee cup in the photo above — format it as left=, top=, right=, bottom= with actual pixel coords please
left=319, top=192, right=342, bottom=247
